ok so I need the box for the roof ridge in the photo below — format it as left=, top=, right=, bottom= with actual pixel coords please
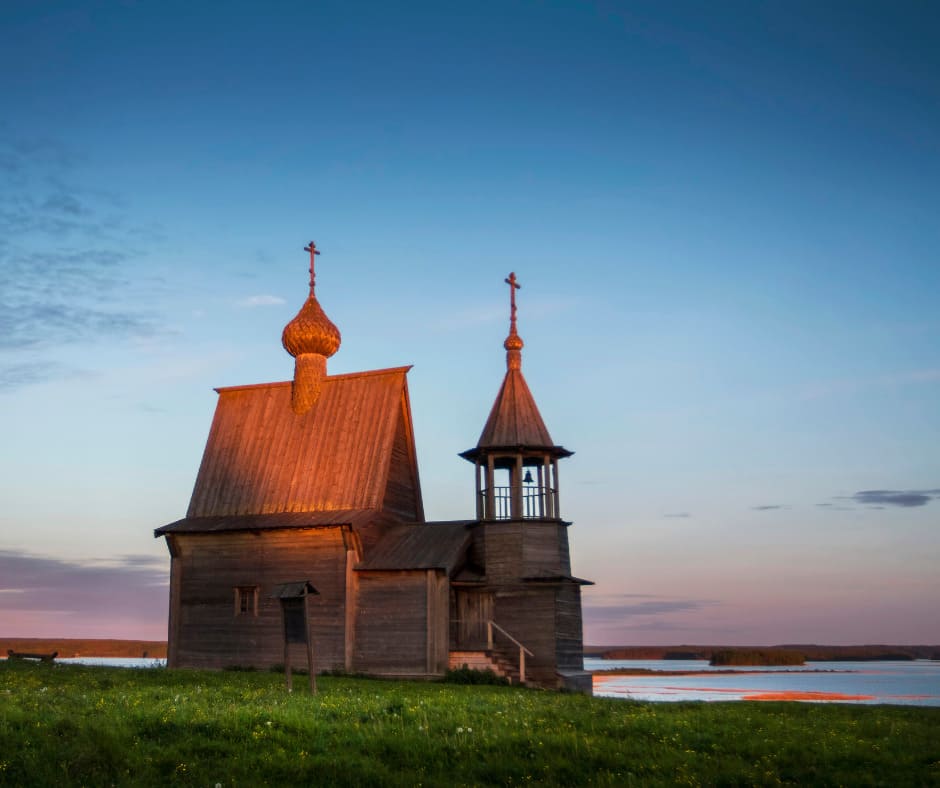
left=214, top=365, right=413, bottom=393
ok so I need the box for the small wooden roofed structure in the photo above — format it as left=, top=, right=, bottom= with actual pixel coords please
left=271, top=581, right=319, bottom=694
left=271, top=580, right=319, bottom=599
left=352, top=521, right=475, bottom=677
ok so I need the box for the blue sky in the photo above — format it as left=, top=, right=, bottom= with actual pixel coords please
left=1, top=1, right=938, bottom=644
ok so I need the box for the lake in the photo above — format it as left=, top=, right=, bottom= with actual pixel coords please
left=42, top=656, right=940, bottom=706
left=589, top=658, right=940, bottom=706
left=57, top=657, right=167, bottom=668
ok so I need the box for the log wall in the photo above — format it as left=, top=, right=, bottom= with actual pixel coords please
left=478, top=521, right=572, bottom=582
left=353, top=570, right=428, bottom=674
left=170, top=528, right=349, bottom=670
left=426, top=570, right=450, bottom=674
left=554, top=583, right=584, bottom=672
left=492, top=586, right=559, bottom=687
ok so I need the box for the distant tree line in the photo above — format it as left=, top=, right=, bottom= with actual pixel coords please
left=591, top=644, right=936, bottom=661
left=710, top=649, right=805, bottom=666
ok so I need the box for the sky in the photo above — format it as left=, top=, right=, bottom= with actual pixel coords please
left=1, top=0, right=938, bottom=646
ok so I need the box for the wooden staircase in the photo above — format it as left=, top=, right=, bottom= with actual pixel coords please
left=448, top=650, right=522, bottom=684
left=449, top=620, right=535, bottom=685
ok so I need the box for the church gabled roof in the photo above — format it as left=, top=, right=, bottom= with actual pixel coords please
left=182, top=366, right=424, bottom=520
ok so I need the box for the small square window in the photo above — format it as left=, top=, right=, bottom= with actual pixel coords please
left=234, top=586, right=258, bottom=617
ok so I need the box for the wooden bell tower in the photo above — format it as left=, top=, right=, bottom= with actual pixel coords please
left=457, top=273, right=590, bottom=692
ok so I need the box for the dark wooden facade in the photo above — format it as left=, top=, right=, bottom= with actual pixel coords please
left=156, top=262, right=590, bottom=690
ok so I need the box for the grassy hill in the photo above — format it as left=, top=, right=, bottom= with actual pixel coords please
left=1, top=661, right=938, bottom=786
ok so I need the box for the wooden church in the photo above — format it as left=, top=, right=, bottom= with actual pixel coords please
left=155, top=243, right=591, bottom=691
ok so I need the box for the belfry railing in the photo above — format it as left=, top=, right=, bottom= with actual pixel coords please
left=481, top=485, right=555, bottom=520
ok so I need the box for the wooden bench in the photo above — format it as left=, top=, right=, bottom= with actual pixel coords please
left=7, top=650, right=58, bottom=663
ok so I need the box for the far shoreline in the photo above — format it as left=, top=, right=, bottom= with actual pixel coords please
left=1, top=638, right=167, bottom=659
left=591, top=667, right=853, bottom=676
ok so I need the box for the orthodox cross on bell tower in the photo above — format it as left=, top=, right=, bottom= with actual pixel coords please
left=505, top=271, right=520, bottom=332
left=503, top=272, right=524, bottom=369
left=304, top=241, right=321, bottom=296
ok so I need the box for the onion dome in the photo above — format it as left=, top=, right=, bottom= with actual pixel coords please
left=281, top=241, right=341, bottom=414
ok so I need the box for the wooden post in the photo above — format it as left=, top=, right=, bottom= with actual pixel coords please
left=485, top=454, right=496, bottom=519
left=513, top=455, right=523, bottom=519
left=475, top=461, right=483, bottom=519
left=552, top=459, right=560, bottom=518
left=536, top=461, right=545, bottom=517
left=344, top=547, right=356, bottom=673
left=487, top=620, right=493, bottom=651
left=304, top=594, right=317, bottom=695
left=520, top=647, right=526, bottom=684
left=283, top=626, right=292, bottom=693
left=542, top=456, right=552, bottom=518
left=166, top=537, right=182, bottom=669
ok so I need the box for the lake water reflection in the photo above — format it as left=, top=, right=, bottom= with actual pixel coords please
left=57, top=657, right=167, bottom=668
left=589, top=658, right=940, bottom=706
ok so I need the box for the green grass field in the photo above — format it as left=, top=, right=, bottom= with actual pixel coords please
left=1, top=661, right=938, bottom=786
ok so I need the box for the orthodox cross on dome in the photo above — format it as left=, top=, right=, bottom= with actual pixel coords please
left=304, top=241, right=321, bottom=295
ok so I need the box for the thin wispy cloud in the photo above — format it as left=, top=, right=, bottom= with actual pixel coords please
left=0, top=136, right=168, bottom=389
left=234, top=294, right=286, bottom=308
left=751, top=504, right=790, bottom=511
left=435, top=295, right=580, bottom=331
left=798, top=369, right=940, bottom=401
left=0, top=361, right=71, bottom=391
left=663, top=512, right=691, bottom=519
left=584, top=593, right=719, bottom=625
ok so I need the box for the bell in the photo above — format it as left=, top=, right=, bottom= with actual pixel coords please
left=522, top=469, right=534, bottom=484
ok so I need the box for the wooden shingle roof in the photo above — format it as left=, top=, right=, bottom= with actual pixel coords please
left=356, top=522, right=473, bottom=572
left=155, top=509, right=378, bottom=536
left=460, top=367, right=572, bottom=461
left=183, top=366, right=423, bottom=519
left=478, top=367, right=553, bottom=448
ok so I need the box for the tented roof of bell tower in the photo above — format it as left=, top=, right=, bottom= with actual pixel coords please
left=478, top=366, right=553, bottom=448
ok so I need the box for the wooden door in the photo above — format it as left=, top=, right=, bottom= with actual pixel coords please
left=454, top=589, right=493, bottom=649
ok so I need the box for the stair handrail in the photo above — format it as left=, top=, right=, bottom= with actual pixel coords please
left=486, top=620, right=534, bottom=684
